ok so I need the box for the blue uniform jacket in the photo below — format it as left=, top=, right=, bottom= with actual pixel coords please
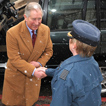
left=46, top=55, right=103, bottom=106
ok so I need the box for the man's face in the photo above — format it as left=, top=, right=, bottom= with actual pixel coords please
left=24, top=9, right=42, bottom=30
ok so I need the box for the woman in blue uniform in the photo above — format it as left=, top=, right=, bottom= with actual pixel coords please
left=37, top=19, right=103, bottom=106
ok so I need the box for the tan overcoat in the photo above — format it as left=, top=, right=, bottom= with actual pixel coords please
left=2, top=20, right=53, bottom=106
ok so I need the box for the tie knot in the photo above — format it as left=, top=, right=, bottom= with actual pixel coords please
left=32, top=30, right=36, bottom=38
left=32, top=30, right=34, bottom=34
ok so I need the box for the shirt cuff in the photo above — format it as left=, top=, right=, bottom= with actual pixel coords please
left=32, top=68, right=36, bottom=76
left=38, top=62, right=42, bottom=67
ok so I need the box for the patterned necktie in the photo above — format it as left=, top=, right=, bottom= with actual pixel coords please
left=32, top=30, right=36, bottom=47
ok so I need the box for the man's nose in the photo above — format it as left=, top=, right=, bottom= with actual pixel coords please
left=34, top=19, right=39, bottom=25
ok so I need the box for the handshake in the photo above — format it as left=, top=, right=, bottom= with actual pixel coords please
left=34, top=67, right=47, bottom=79
left=30, top=61, right=48, bottom=79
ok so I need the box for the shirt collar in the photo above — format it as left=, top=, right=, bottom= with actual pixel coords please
left=26, top=23, right=37, bottom=35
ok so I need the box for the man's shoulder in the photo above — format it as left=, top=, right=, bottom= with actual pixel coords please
left=40, top=23, right=49, bottom=29
left=8, top=20, right=24, bottom=33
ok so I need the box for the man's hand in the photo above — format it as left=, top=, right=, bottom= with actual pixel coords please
left=34, top=67, right=47, bottom=79
left=30, top=61, right=40, bottom=68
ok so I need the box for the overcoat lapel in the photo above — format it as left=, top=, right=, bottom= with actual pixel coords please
left=19, top=21, right=45, bottom=61
left=28, top=25, right=44, bottom=61
left=20, top=20, right=33, bottom=53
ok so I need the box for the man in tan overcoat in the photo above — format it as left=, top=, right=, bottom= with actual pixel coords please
left=2, top=2, right=53, bottom=106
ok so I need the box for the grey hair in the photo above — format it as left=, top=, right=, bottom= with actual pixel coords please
left=24, top=2, right=43, bottom=17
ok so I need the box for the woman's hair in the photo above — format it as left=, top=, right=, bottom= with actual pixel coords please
left=24, top=2, right=43, bottom=17
left=71, top=38, right=97, bottom=57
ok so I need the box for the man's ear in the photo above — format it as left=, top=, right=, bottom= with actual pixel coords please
left=24, top=14, right=27, bottom=21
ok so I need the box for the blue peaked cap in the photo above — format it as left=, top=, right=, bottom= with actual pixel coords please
left=67, top=19, right=101, bottom=47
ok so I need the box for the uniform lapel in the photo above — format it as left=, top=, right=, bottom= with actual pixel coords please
left=20, top=20, right=33, bottom=53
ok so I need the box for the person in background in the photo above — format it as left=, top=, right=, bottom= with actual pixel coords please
left=2, top=2, right=53, bottom=106
left=36, top=19, right=103, bottom=106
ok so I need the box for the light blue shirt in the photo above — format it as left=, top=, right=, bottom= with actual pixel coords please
left=26, top=23, right=37, bottom=38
